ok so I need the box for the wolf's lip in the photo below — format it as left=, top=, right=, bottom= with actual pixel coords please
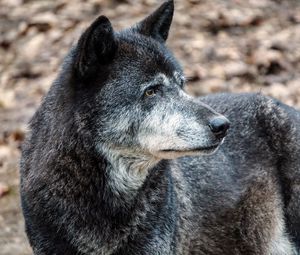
left=160, top=144, right=219, bottom=153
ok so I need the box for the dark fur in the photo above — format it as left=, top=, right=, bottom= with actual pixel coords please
left=20, top=1, right=300, bottom=254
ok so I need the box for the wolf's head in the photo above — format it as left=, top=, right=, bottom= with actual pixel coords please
left=65, top=0, right=229, bottom=161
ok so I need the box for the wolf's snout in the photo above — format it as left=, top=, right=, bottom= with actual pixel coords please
left=208, top=117, right=230, bottom=139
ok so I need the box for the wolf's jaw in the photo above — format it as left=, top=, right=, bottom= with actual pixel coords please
left=154, top=147, right=219, bottom=160
left=152, top=140, right=223, bottom=159
left=160, top=144, right=219, bottom=154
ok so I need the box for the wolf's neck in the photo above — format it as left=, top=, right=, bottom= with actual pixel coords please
left=102, top=147, right=161, bottom=200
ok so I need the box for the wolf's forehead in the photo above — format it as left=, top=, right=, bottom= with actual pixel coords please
left=117, top=34, right=184, bottom=84
left=119, top=37, right=180, bottom=65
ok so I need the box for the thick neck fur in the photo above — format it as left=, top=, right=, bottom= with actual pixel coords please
left=36, top=132, right=176, bottom=254
left=100, top=146, right=161, bottom=201
left=54, top=124, right=168, bottom=216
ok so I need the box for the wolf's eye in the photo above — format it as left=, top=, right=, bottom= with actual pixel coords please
left=144, top=85, right=161, bottom=97
left=145, top=89, right=156, bottom=97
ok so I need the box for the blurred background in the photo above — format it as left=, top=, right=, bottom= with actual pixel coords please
left=1, top=0, right=300, bottom=254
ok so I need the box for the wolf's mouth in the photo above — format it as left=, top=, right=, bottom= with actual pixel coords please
left=160, top=144, right=220, bottom=153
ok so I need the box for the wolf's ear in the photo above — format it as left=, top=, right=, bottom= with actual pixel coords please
left=74, top=16, right=117, bottom=80
left=133, top=0, right=174, bottom=43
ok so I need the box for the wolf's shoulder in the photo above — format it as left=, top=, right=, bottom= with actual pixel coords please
left=199, top=92, right=274, bottom=112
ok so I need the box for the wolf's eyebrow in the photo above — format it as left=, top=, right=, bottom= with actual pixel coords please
left=159, top=73, right=170, bottom=86
left=140, top=73, right=170, bottom=91
left=152, top=73, right=170, bottom=86
left=173, top=72, right=186, bottom=86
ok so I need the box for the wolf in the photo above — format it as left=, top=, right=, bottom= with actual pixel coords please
left=20, top=1, right=300, bottom=254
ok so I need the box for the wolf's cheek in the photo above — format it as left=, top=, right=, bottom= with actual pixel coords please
left=137, top=111, right=187, bottom=152
left=138, top=132, right=188, bottom=153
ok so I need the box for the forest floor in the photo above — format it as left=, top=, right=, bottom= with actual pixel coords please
left=1, top=0, right=300, bottom=254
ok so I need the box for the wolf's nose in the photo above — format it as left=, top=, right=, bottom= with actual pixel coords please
left=209, top=117, right=230, bottom=139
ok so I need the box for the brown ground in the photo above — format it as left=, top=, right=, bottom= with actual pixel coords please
left=1, top=0, right=300, bottom=254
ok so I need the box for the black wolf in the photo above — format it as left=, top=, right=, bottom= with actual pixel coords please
left=20, top=1, right=300, bottom=254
